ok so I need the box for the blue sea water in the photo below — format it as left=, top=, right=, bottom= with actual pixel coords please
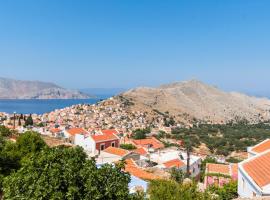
left=0, top=95, right=111, bottom=114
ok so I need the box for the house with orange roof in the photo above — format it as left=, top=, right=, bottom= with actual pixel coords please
left=204, top=163, right=238, bottom=188
left=97, top=146, right=140, bottom=164
left=150, top=148, right=201, bottom=178
left=125, top=159, right=160, bottom=181
left=50, top=128, right=63, bottom=137
left=67, top=128, right=120, bottom=154
left=101, top=129, right=121, bottom=136
left=133, top=147, right=148, bottom=157
left=238, top=150, right=270, bottom=198
left=247, top=139, right=270, bottom=158
left=132, top=137, right=164, bottom=152
left=64, top=127, right=89, bottom=142
left=91, top=132, right=120, bottom=153
left=162, top=159, right=186, bottom=170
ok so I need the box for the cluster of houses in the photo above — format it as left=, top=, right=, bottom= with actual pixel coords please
left=43, top=127, right=202, bottom=192
left=4, top=111, right=270, bottom=198
left=204, top=139, right=270, bottom=198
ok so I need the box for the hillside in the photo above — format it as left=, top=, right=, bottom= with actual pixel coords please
left=0, top=78, right=90, bottom=99
left=120, top=80, right=270, bottom=124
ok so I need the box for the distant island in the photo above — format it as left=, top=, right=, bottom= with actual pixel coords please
left=0, top=77, right=91, bottom=99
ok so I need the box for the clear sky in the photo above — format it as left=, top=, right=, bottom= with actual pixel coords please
left=0, top=0, right=270, bottom=95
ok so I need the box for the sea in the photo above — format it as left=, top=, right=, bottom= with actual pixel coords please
left=0, top=95, right=111, bottom=115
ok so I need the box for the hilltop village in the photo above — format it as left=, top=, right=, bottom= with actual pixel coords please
left=1, top=96, right=270, bottom=199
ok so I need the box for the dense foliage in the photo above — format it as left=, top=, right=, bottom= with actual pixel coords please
left=0, top=129, right=140, bottom=200
left=208, top=181, right=238, bottom=200
left=170, top=123, right=270, bottom=156
left=170, top=167, right=184, bottom=184
left=0, top=126, right=11, bottom=137
left=148, top=180, right=216, bottom=200
left=3, top=147, right=132, bottom=200
left=132, top=128, right=151, bottom=139
left=149, top=179, right=238, bottom=200
left=120, top=144, right=137, bottom=150
left=25, top=114, right=34, bottom=126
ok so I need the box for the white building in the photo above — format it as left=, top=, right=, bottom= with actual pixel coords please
left=150, top=148, right=201, bottom=178
left=238, top=139, right=270, bottom=198
left=64, top=127, right=120, bottom=155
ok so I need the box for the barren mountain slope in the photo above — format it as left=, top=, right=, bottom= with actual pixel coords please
left=121, top=80, right=270, bottom=124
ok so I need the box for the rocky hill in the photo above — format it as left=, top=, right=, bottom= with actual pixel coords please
left=0, top=78, right=90, bottom=99
left=119, top=80, right=270, bottom=124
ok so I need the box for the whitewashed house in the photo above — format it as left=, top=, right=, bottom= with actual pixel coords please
left=150, top=148, right=201, bottom=178
left=64, top=128, right=120, bottom=155
left=238, top=139, right=270, bottom=198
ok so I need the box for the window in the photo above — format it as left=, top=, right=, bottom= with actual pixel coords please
left=100, top=144, right=105, bottom=151
left=111, top=141, right=115, bottom=147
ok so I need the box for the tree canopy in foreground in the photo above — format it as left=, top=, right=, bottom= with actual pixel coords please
left=3, top=146, right=133, bottom=200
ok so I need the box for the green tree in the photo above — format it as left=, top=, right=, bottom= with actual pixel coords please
left=3, top=146, right=135, bottom=200
left=170, top=167, right=184, bottom=184
left=120, top=144, right=137, bottom=150
left=148, top=180, right=216, bottom=200
left=132, top=128, right=151, bottom=140
left=0, top=136, right=20, bottom=194
left=16, top=131, right=47, bottom=157
left=0, top=126, right=11, bottom=137
left=25, top=114, right=34, bottom=126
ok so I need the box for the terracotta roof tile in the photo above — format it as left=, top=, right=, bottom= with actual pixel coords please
left=125, top=159, right=159, bottom=180
left=101, top=129, right=120, bottom=135
left=243, top=151, right=270, bottom=188
left=133, top=147, right=148, bottom=156
left=50, top=128, right=61, bottom=133
left=251, top=139, right=270, bottom=154
left=91, top=133, right=119, bottom=142
left=66, top=128, right=88, bottom=136
left=133, top=137, right=164, bottom=149
left=163, top=159, right=185, bottom=169
left=104, top=147, right=129, bottom=157
left=206, top=163, right=230, bottom=175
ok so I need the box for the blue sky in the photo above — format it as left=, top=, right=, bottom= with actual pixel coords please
left=0, top=0, right=270, bottom=95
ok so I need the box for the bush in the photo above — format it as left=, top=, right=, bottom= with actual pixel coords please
left=148, top=180, right=216, bottom=200
left=0, top=126, right=11, bottom=137
left=120, top=144, right=137, bottom=150
left=208, top=181, right=238, bottom=200
left=132, top=128, right=151, bottom=140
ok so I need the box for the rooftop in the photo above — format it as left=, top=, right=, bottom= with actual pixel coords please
left=251, top=139, right=270, bottom=154
left=133, top=137, right=164, bottom=149
left=125, top=159, right=159, bottom=180
left=243, top=150, right=270, bottom=188
left=66, top=128, right=88, bottom=136
left=133, top=147, right=148, bottom=156
left=206, top=163, right=230, bottom=175
left=163, top=159, right=185, bottom=169
left=91, top=133, right=119, bottom=142
left=103, top=146, right=129, bottom=157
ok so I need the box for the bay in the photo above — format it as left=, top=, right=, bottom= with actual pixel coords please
left=0, top=95, right=111, bottom=114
